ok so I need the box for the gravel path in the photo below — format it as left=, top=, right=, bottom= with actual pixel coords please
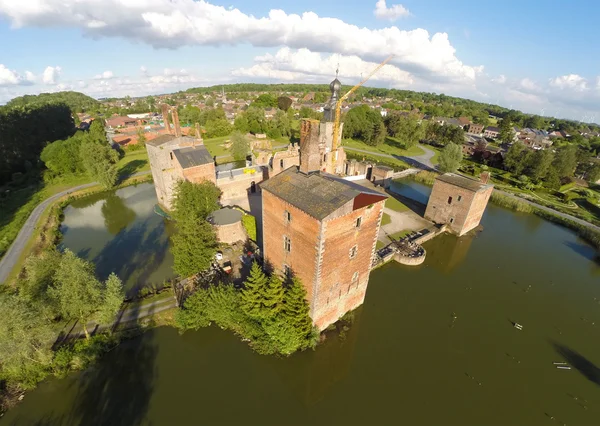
left=0, top=171, right=151, bottom=284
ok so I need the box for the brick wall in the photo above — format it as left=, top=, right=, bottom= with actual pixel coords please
left=262, top=191, right=320, bottom=304
left=270, top=146, right=300, bottom=177
left=314, top=200, right=384, bottom=329
left=181, top=163, right=216, bottom=185
left=424, top=180, right=492, bottom=236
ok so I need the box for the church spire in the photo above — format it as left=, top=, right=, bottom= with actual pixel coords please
left=323, top=70, right=341, bottom=122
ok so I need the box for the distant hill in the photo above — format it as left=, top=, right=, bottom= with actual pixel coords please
left=6, top=91, right=99, bottom=113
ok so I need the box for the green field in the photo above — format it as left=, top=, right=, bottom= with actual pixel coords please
left=381, top=212, right=391, bottom=226
left=388, top=229, right=411, bottom=240
left=385, top=196, right=409, bottom=212
left=343, top=137, right=425, bottom=158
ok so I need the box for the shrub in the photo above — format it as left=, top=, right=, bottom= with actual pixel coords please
left=242, top=214, right=257, bottom=241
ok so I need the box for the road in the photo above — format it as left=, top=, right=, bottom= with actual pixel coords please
left=0, top=171, right=152, bottom=284
left=344, top=143, right=436, bottom=169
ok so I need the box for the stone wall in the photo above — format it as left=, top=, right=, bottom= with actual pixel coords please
left=217, top=166, right=265, bottom=201
left=215, top=221, right=246, bottom=245
left=146, top=142, right=182, bottom=211
left=269, top=145, right=300, bottom=177
left=424, top=180, right=492, bottom=236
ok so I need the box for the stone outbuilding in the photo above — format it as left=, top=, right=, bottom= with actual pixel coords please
left=424, top=173, right=493, bottom=236
left=208, top=208, right=246, bottom=245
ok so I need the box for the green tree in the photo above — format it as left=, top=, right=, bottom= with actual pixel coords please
left=171, top=220, right=218, bottom=277
left=245, top=107, right=267, bottom=134
left=252, top=93, right=278, bottom=108
left=498, top=119, right=515, bottom=144
left=343, top=105, right=386, bottom=146
left=504, top=142, right=527, bottom=175
left=230, top=131, right=250, bottom=161
left=384, top=112, right=423, bottom=148
left=544, top=167, right=561, bottom=190
left=49, top=250, right=103, bottom=339
left=40, top=134, right=86, bottom=177
left=171, top=180, right=221, bottom=223
left=204, top=118, right=233, bottom=138
left=0, top=294, right=54, bottom=388
left=552, top=144, right=578, bottom=178
left=19, top=250, right=62, bottom=320
left=234, top=114, right=249, bottom=133
left=526, top=149, right=554, bottom=182
left=241, top=262, right=270, bottom=320
left=281, top=277, right=313, bottom=339
left=79, top=142, right=119, bottom=189
left=137, top=127, right=147, bottom=147
left=98, top=273, right=124, bottom=325
left=438, top=143, right=463, bottom=173
left=277, top=96, right=293, bottom=111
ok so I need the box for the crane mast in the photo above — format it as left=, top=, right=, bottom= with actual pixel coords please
left=331, top=55, right=394, bottom=172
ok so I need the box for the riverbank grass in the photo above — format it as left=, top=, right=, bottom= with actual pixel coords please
left=385, top=197, right=409, bottom=212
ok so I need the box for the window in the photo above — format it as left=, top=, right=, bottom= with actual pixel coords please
left=284, top=210, right=291, bottom=223
left=284, top=236, right=291, bottom=253
left=447, top=196, right=453, bottom=205
left=283, top=264, right=291, bottom=277
left=450, top=217, right=454, bottom=224
left=349, top=245, right=358, bottom=259
left=458, top=195, right=462, bottom=202
left=169, top=152, right=173, bottom=160
left=355, top=217, right=362, bottom=228
left=352, top=271, right=359, bottom=282
left=280, top=159, right=284, bottom=168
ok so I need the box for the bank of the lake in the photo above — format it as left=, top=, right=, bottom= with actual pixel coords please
left=3, top=181, right=600, bottom=425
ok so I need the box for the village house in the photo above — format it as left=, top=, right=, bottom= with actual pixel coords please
left=467, top=123, right=484, bottom=135
left=484, top=126, right=500, bottom=139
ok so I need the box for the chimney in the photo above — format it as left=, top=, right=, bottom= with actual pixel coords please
left=171, top=109, right=182, bottom=138
left=299, top=119, right=321, bottom=174
left=480, top=171, right=490, bottom=185
left=161, top=104, right=172, bottom=135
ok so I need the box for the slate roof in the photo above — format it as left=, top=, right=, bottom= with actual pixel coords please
left=436, top=173, right=491, bottom=192
left=146, top=134, right=176, bottom=147
left=260, top=167, right=367, bottom=220
left=173, top=145, right=213, bottom=169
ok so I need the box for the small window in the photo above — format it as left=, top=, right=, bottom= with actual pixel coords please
left=284, top=236, right=291, bottom=253
left=458, top=195, right=462, bottom=202
left=169, top=152, right=173, bottom=160
left=352, top=271, right=359, bottom=282
left=450, top=217, right=454, bottom=224
left=280, top=159, right=284, bottom=168
left=284, top=210, right=291, bottom=223
left=347, top=285, right=351, bottom=294
left=338, top=290, right=341, bottom=300
left=349, top=245, right=358, bottom=259
left=283, top=264, right=291, bottom=277
left=447, top=196, right=453, bottom=205
left=355, top=217, right=362, bottom=228
left=326, top=297, right=329, bottom=306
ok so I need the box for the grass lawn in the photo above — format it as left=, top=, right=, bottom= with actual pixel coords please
left=343, top=137, right=425, bottom=158
left=376, top=240, right=386, bottom=250
left=388, top=229, right=411, bottom=240
left=203, top=135, right=232, bottom=157
left=385, top=196, right=409, bottom=212
left=381, top=212, right=392, bottom=226
left=428, top=146, right=441, bottom=165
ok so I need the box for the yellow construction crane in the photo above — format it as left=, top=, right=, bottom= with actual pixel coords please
left=331, top=54, right=394, bottom=171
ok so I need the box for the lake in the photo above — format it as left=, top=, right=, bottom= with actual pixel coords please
left=3, top=181, right=600, bottom=425
left=59, top=183, right=175, bottom=296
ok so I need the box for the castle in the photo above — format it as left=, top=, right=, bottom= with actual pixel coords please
left=147, top=77, right=388, bottom=330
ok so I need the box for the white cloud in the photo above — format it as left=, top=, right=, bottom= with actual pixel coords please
left=163, top=68, right=188, bottom=77
left=0, top=64, right=35, bottom=86
left=373, top=0, right=411, bottom=21
left=140, top=65, right=148, bottom=76
left=0, top=0, right=478, bottom=84
left=549, top=74, right=588, bottom=92
left=233, top=47, right=414, bottom=87
left=519, top=78, right=541, bottom=93
left=42, top=66, right=61, bottom=84
left=491, top=74, right=506, bottom=84
left=93, top=70, right=114, bottom=80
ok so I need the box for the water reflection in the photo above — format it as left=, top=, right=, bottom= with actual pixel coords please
left=60, top=184, right=175, bottom=296
left=101, top=194, right=136, bottom=235
left=425, top=232, right=476, bottom=274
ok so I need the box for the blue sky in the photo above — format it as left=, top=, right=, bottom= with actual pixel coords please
left=0, top=0, right=598, bottom=121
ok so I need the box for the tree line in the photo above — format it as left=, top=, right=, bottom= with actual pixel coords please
left=40, top=120, right=120, bottom=189
left=0, top=103, right=74, bottom=185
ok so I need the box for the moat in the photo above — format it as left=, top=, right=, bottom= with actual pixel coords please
left=3, top=181, right=600, bottom=425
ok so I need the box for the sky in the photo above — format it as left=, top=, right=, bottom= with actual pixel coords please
left=0, top=0, right=599, bottom=121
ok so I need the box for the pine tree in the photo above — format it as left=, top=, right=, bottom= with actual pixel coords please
left=263, top=274, right=284, bottom=317
left=241, top=262, right=270, bottom=319
left=281, top=277, right=313, bottom=338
